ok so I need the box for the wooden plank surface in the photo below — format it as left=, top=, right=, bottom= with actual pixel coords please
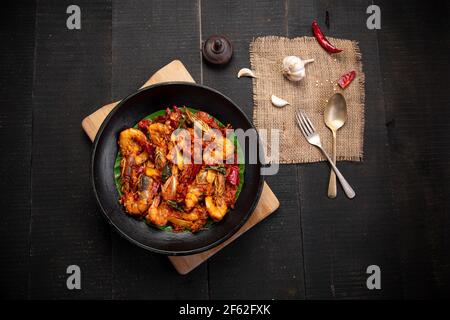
left=0, top=2, right=36, bottom=299
left=2, top=0, right=450, bottom=299
left=201, top=0, right=306, bottom=299
left=377, top=0, right=450, bottom=298
left=289, top=0, right=402, bottom=299
left=30, top=0, right=113, bottom=299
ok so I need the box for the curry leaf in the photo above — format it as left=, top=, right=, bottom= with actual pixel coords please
left=166, top=200, right=184, bottom=212
left=177, top=116, right=186, bottom=129
left=114, top=152, right=123, bottom=196
left=161, top=163, right=172, bottom=183
left=206, top=166, right=226, bottom=175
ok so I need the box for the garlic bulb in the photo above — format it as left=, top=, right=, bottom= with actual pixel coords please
left=271, top=95, right=290, bottom=108
left=282, top=56, right=314, bottom=81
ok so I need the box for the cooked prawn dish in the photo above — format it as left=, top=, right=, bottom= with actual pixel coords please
left=115, top=107, right=243, bottom=232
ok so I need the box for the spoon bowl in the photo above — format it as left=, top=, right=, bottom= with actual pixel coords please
left=324, top=93, right=347, bottom=130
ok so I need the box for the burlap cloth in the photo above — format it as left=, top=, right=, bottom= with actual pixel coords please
left=250, top=36, right=365, bottom=164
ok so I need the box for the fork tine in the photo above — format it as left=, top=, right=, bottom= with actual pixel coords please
left=299, top=110, right=313, bottom=134
left=299, top=114, right=310, bottom=137
left=295, top=112, right=308, bottom=137
left=295, top=112, right=303, bottom=132
left=302, top=110, right=316, bottom=132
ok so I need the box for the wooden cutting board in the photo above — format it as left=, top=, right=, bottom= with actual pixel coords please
left=82, top=60, right=280, bottom=274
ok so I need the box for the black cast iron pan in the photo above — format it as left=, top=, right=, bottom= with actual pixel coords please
left=91, top=82, right=263, bottom=255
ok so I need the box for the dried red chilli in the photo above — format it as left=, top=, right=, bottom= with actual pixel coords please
left=337, top=70, right=356, bottom=89
left=311, top=20, right=342, bottom=54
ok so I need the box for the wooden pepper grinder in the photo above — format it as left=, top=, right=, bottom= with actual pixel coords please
left=202, top=35, right=233, bottom=65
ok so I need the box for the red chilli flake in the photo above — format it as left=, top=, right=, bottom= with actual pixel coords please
left=337, top=71, right=356, bottom=89
left=138, top=119, right=151, bottom=133
left=226, top=166, right=239, bottom=186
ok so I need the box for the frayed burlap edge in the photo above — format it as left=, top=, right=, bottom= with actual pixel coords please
left=249, top=36, right=365, bottom=164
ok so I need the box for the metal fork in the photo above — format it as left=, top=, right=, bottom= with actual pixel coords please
left=296, top=110, right=356, bottom=199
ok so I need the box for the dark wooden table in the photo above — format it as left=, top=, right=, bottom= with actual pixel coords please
left=1, top=0, right=449, bottom=299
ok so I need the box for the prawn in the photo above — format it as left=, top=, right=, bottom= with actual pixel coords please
left=120, top=155, right=144, bottom=192
left=205, top=173, right=228, bottom=221
left=185, top=186, right=203, bottom=210
left=148, top=123, right=171, bottom=147
left=154, top=146, right=166, bottom=169
left=185, top=108, right=211, bottom=132
left=205, top=196, right=228, bottom=221
left=121, top=175, right=157, bottom=215
left=146, top=195, right=168, bottom=226
left=202, top=136, right=235, bottom=165
left=118, top=129, right=149, bottom=193
left=213, top=172, right=226, bottom=195
left=118, top=128, right=148, bottom=157
left=181, top=205, right=207, bottom=221
left=161, top=175, right=178, bottom=201
left=184, top=169, right=210, bottom=209
left=184, top=168, right=220, bottom=209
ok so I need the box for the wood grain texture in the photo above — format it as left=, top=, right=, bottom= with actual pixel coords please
left=201, top=0, right=306, bottom=299
left=377, top=0, right=450, bottom=298
left=0, top=2, right=35, bottom=299
left=30, top=0, right=113, bottom=299
left=109, top=0, right=206, bottom=299
left=289, top=0, right=402, bottom=299
left=2, top=0, right=449, bottom=299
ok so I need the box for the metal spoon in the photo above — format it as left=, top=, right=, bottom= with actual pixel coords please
left=324, top=93, right=348, bottom=198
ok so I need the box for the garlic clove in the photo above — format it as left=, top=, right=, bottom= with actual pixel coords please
left=271, top=95, right=290, bottom=108
left=237, top=68, right=256, bottom=78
